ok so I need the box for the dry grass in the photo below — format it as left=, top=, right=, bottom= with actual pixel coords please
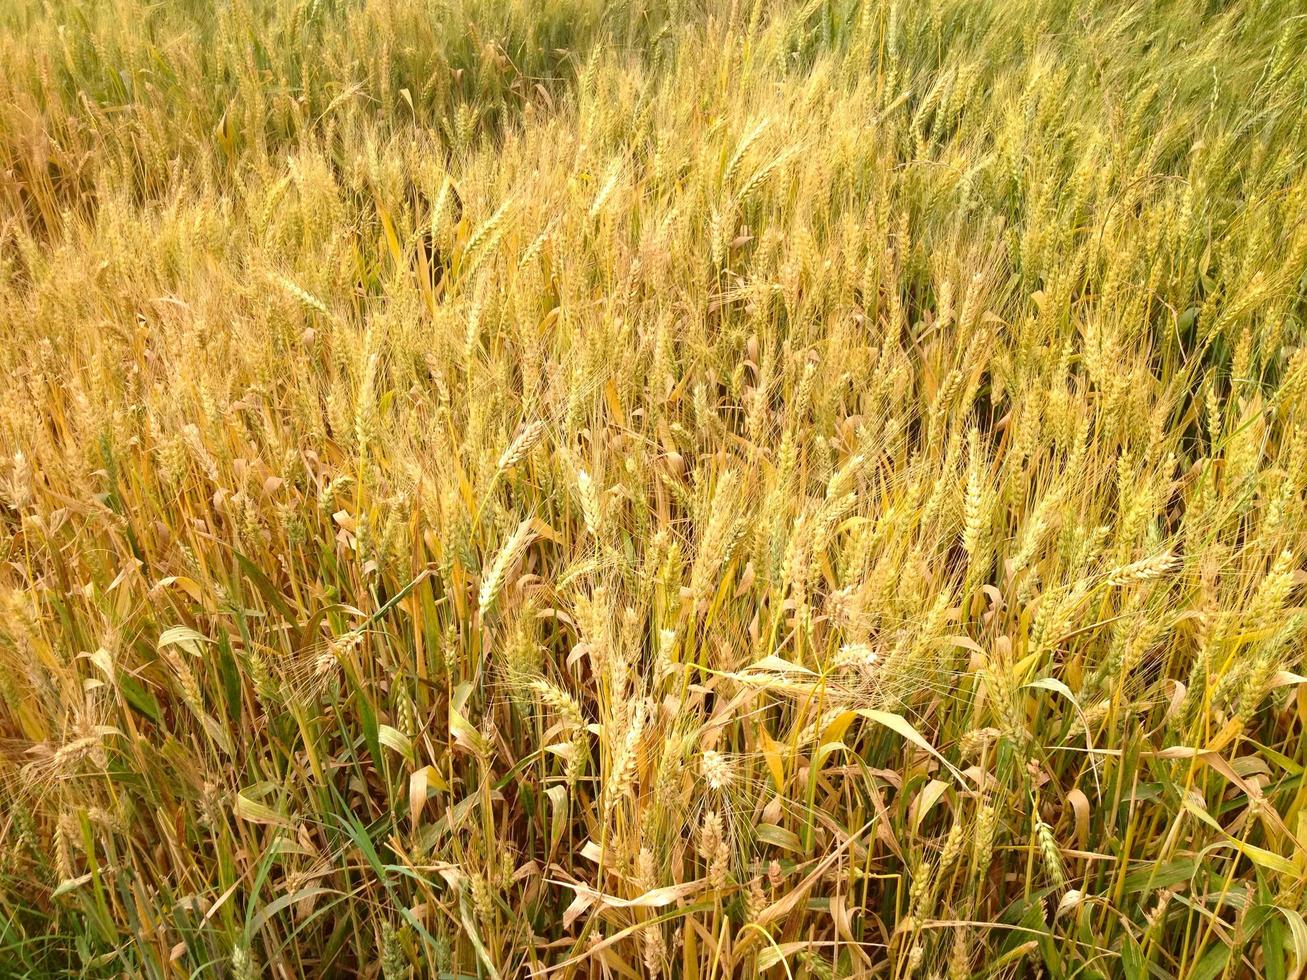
left=2, top=0, right=1307, bottom=976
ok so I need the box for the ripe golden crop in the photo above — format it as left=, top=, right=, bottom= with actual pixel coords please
left=1, top=0, right=1305, bottom=976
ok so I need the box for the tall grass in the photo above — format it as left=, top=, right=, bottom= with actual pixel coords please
left=2, top=0, right=1306, bottom=976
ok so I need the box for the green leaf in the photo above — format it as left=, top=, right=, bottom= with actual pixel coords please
left=757, top=823, right=804, bottom=852
left=1278, top=906, right=1307, bottom=977
left=378, top=724, right=414, bottom=762
left=233, top=549, right=297, bottom=623
left=218, top=631, right=242, bottom=724
left=546, top=785, right=569, bottom=851
left=1189, top=943, right=1228, bottom=980
left=1119, top=857, right=1197, bottom=894
left=856, top=709, right=968, bottom=785
left=157, top=625, right=211, bottom=656
left=236, top=784, right=290, bottom=828
left=1185, top=799, right=1297, bottom=873
left=249, top=886, right=337, bottom=937
left=1262, top=911, right=1287, bottom=980
left=358, top=692, right=382, bottom=769
left=1023, top=676, right=1077, bottom=702
left=51, top=874, right=94, bottom=900
left=1120, top=930, right=1145, bottom=980
left=117, top=671, right=162, bottom=723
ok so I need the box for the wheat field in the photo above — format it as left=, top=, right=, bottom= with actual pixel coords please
left=1, top=0, right=1306, bottom=976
